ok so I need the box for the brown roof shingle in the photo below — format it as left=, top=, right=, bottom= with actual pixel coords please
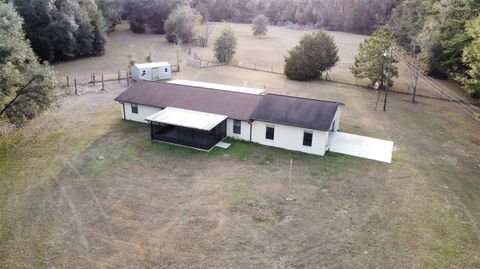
left=114, top=81, right=263, bottom=121
left=251, top=94, right=341, bottom=131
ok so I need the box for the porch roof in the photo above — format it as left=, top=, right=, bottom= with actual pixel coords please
left=146, top=107, right=227, bottom=131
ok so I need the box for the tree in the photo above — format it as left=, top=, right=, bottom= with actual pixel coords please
left=195, top=1, right=210, bottom=23
left=462, top=15, right=480, bottom=97
left=12, top=0, right=108, bottom=62
left=214, top=26, right=237, bottom=63
left=351, top=28, right=399, bottom=88
left=418, top=0, right=479, bottom=77
left=164, top=5, right=195, bottom=43
left=96, top=0, right=119, bottom=32
left=147, top=0, right=181, bottom=34
left=389, top=0, right=431, bottom=50
left=123, top=0, right=148, bottom=33
left=284, top=30, right=339, bottom=81
left=0, top=3, right=58, bottom=125
left=76, top=2, right=108, bottom=57
left=251, top=14, right=268, bottom=37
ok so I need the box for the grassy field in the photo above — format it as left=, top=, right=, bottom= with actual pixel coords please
left=1, top=22, right=480, bottom=268
left=55, top=22, right=464, bottom=99
left=56, top=23, right=463, bottom=97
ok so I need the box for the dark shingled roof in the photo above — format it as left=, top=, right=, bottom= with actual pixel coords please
left=114, top=81, right=263, bottom=121
left=250, top=94, right=341, bottom=131
left=115, top=81, right=342, bottom=130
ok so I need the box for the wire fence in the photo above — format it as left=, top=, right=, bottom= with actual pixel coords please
left=189, top=54, right=479, bottom=108
left=60, top=70, right=132, bottom=96
left=60, top=64, right=181, bottom=96
left=60, top=50, right=479, bottom=120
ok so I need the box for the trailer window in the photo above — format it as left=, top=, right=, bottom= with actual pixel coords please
left=131, top=104, right=138, bottom=114
left=165, top=68, right=168, bottom=72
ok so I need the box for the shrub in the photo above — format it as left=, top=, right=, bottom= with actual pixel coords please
left=214, top=26, right=237, bottom=63
left=284, top=30, right=339, bottom=80
left=252, top=14, right=268, bottom=37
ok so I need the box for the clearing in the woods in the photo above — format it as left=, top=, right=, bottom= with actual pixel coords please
left=1, top=22, right=479, bottom=268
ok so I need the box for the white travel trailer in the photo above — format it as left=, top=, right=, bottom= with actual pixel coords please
left=131, top=62, right=171, bottom=81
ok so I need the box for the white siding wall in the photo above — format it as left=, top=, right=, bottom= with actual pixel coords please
left=131, top=66, right=171, bottom=81
left=122, top=103, right=162, bottom=123
left=226, top=119, right=251, bottom=141
left=119, top=104, right=341, bottom=156
left=251, top=121, right=329, bottom=156
left=131, top=67, right=152, bottom=81
left=158, top=66, right=171, bottom=80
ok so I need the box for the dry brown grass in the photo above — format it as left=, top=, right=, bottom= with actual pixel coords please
left=1, top=23, right=480, bottom=268
left=55, top=22, right=464, bottom=99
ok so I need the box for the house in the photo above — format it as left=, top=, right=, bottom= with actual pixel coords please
left=131, top=62, right=171, bottom=81
left=114, top=80, right=342, bottom=155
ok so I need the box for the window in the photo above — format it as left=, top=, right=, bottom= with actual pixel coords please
left=233, top=120, right=241, bottom=134
left=165, top=68, right=168, bottom=72
left=266, top=125, right=275, bottom=140
left=131, top=104, right=138, bottom=114
left=303, top=131, right=313, bottom=147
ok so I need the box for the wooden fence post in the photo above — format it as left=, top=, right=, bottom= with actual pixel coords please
left=101, top=74, right=105, bottom=91
left=126, top=71, right=129, bottom=87
left=118, top=70, right=121, bottom=82
left=66, top=76, right=70, bottom=88
left=93, top=73, right=96, bottom=86
left=74, top=78, right=78, bottom=95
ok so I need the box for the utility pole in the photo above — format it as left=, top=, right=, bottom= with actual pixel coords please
left=383, top=48, right=393, bottom=112
left=411, top=41, right=419, bottom=103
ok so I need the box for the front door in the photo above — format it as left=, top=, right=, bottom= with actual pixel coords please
left=151, top=68, right=159, bottom=80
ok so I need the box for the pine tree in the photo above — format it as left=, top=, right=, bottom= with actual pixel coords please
left=351, top=28, right=399, bottom=88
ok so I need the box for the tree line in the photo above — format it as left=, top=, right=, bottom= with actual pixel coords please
left=122, top=0, right=400, bottom=35
left=389, top=0, right=480, bottom=97
left=10, top=0, right=119, bottom=63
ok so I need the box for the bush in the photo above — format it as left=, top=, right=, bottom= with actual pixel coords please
left=130, top=20, right=147, bottom=33
left=214, top=26, right=237, bottom=63
left=284, top=30, right=339, bottom=81
left=252, top=14, right=268, bottom=37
